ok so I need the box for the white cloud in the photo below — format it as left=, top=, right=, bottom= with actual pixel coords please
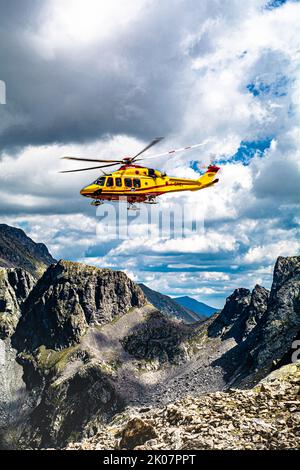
left=1, top=0, right=300, bottom=308
left=242, top=240, right=300, bottom=265
left=35, top=0, right=148, bottom=54
left=109, top=230, right=237, bottom=256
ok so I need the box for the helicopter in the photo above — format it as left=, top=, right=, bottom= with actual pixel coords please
left=60, top=137, right=220, bottom=209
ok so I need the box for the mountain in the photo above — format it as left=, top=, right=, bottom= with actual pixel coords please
left=139, top=284, right=205, bottom=323
left=208, top=255, right=300, bottom=387
left=16, top=260, right=146, bottom=351
left=0, top=227, right=299, bottom=450
left=0, top=224, right=56, bottom=278
left=174, top=295, right=217, bottom=317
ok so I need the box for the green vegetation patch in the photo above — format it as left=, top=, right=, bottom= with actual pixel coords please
left=36, top=344, right=80, bottom=373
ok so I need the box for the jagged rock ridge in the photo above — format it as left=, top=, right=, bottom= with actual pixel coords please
left=15, top=260, right=146, bottom=351
left=208, top=256, right=300, bottom=386
left=208, top=284, right=269, bottom=343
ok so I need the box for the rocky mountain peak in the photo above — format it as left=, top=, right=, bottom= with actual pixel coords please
left=210, top=256, right=300, bottom=387
left=271, top=255, right=300, bottom=292
left=15, top=260, right=147, bottom=350
left=247, top=255, right=300, bottom=375
left=243, top=284, right=269, bottom=339
left=0, top=224, right=56, bottom=278
left=208, top=288, right=251, bottom=340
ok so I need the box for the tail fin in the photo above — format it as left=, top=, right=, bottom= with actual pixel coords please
left=198, top=165, right=220, bottom=186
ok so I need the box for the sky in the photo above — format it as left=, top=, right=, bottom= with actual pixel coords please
left=0, top=0, right=299, bottom=308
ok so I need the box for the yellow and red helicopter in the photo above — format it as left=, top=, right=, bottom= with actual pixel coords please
left=60, top=138, right=220, bottom=208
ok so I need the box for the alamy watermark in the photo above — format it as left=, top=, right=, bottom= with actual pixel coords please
left=291, top=340, right=300, bottom=363
left=95, top=198, right=205, bottom=241
left=0, top=79, right=6, bottom=104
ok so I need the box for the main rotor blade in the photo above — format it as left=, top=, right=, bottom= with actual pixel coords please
left=135, top=139, right=211, bottom=162
left=59, top=162, right=121, bottom=173
left=62, top=156, right=121, bottom=163
left=131, top=137, right=164, bottom=161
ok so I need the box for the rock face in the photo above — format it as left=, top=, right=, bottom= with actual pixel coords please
left=0, top=268, right=36, bottom=436
left=0, top=268, right=35, bottom=339
left=1, top=261, right=148, bottom=448
left=119, top=418, right=157, bottom=449
left=244, top=256, right=300, bottom=377
left=15, top=260, right=146, bottom=351
left=208, top=285, right=269, bottom=343
left=208, top=288, right=252, bottom=340
left=0, top=338, right=31, bottom=438
left=122, top=310, right=196, bottom=365
left=208, top=256, right=300, bottom=386
left=18, top=360, right=125, bottom=449
left=0, top=224, right=56, bottom=278
left=243, top=285, right=269, bottom=339
left=139, top=284, right=204, bottom=323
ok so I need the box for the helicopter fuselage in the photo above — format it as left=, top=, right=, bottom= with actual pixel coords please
left=80, top=164, right=220, bottom=203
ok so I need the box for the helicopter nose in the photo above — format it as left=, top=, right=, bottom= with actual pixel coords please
left=80, top=186, right=89, bottom=196
left=80, top=184, right=98, bottom=196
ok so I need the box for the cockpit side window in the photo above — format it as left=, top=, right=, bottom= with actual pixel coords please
left=94, top=176, right=106, bottom=186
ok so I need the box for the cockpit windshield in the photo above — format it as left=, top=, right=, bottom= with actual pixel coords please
left=94, top=176, right=106, bottom=186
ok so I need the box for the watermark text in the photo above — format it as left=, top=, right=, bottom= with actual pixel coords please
left=0, top=79, right=6, bottom=104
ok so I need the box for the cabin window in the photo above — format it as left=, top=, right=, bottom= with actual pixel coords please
left=133, top=178, right=141, bottom=188
left=116, top=177, right=122, bottom=187
left=106, top=177, right=114, bottom=187
left=148, top=168, right=156, bottom=177
left=125, top=178, right=132, bottom=188
left=94, top=176, right=105, bottom=186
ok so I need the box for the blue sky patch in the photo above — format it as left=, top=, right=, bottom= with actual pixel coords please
left=191, top=139, right=272, bottom=171
left=220, top=139, right=272, bottom=165
left=265, top=0, right=288, bottom=10
left=247, top=74, right=289, bottom=97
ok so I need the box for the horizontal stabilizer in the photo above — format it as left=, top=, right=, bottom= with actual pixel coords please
left=198, top=165, right=220, bottom=186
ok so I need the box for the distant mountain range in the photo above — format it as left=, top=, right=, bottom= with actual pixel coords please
left=174, top=296, right=218, bottom=317
left=139, top=284, right=205, bottom=323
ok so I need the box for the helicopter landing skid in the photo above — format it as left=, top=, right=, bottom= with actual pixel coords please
left=145, top=197, right=158, bottom=205
left=90, top=200, right=104, bottom=206
left=127, top=203, right=140, bottom=211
